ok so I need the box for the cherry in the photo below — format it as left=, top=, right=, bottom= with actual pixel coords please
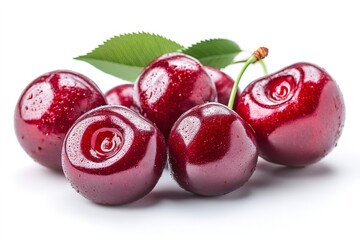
left=14, top=70, right=107, bottom=170
left=105, top=83, right=138, bottom=111
left=236, top=62, right=345, bottom=167
left=62, top=105, right=166, bottom=205
left=204, top=66, right=240, bottom=106
left=168, top=103, right=258, bottom=196
left=133, top=53, right=217, bottom=139
left=167, top=48, right=268, bottom=196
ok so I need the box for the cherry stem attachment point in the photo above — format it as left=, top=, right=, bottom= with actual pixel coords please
left=227, top=47, right=268, bottom=109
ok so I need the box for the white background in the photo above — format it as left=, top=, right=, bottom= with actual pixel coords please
left=1, top=0, right=359, bottom=239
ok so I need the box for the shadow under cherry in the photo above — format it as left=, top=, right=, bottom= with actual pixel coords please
left=248, top=158, right=336, bottom=190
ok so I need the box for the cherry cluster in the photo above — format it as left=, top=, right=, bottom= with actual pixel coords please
left=14, top=49, right=345, bottom=205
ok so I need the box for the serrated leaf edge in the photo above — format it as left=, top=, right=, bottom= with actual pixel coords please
left=180, top=38, right=242, bottom=52
left=75, top=32, right=184, bottom=67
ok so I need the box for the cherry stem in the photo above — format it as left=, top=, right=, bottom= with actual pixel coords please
left=259, top=59, right=268, bottom=75
left=232, top=59, right=268, bottom=75
left=228, top=47, right=269, bottom=109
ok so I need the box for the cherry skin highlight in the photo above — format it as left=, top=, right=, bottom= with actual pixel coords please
left=62, top=105, right=167, bottom=205
left=236, top=62, right=345, bottom=167
left=168, top=102, right=258, bottom=196
left=204, top=66, right=240, bottom=106
left=105, top=84, right=138, bottom=111
left=134, top=53, right=217, bottom=139
left=14, top=70, right=107, bottom=170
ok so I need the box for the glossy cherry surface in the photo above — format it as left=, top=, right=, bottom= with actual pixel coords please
left=62, top=105, right=167, bottom=205
left=105, top=84, right=138, bottom=111
left=168, top=102, right=258, bottom=196
left=236, top=62, right=345, bottom=167
left=204, top=66, right=240, bottom=106
left=14, top=70, right=106, bottom=170
left=134, top=53, right=217, bottom=139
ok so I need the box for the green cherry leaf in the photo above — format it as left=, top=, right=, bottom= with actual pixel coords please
left=180, top=39, right=242, bottom=68
left=75, top=32, right=184, bottom=81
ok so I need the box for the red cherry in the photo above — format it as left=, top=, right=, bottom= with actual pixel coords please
left=105, top=84, right=138, bottom=111
left=204, top=66, right=240, bottom=106
left=236, top=62, right=345, bottom=167
left=62, top=105, right=167, bottom=205
left=134, top=53, right=217, bottom=139
left=14, top=70, right=106, bottom=170
left=168, top=103, right=258, bottom=196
